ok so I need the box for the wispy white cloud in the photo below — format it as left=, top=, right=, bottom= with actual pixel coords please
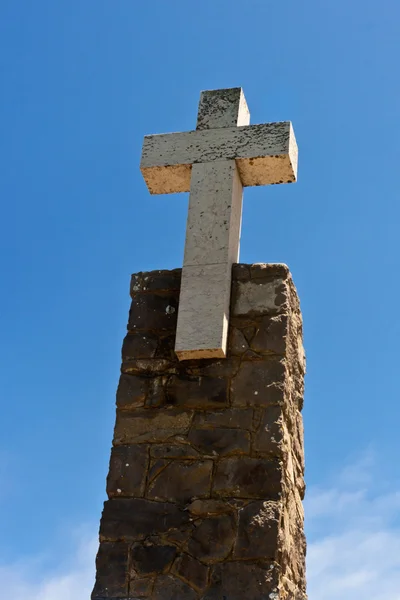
left=0, top=526, right=97, bottom=600
left=306, top=451, right=400, bottom=600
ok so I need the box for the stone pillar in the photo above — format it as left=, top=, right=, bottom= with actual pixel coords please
left=92, top=263, right=306, bottom=600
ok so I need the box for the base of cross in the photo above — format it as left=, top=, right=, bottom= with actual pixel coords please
left=91, top=263, right=307, bottom=600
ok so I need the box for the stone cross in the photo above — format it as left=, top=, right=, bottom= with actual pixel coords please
left=140, top=87, right=298, bottom=360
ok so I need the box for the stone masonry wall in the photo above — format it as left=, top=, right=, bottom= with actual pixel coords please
left=92, top=264, right=307, bottom=600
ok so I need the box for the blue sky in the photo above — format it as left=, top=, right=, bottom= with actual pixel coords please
left=1, top=1, right=400, bottom=598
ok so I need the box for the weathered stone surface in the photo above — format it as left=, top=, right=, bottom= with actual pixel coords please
left=231, top=360, right=286, bottom=407
left=196, top=87, right=250, bottom=131
left=152, top=575, right=198, bottom=600
left=193, top=408, right=253, bottom=430
left=129, top=576, right=154, bottom=597
left=128, top=293, right=178, bottom=331
left=251, top=314, right=288, bottom=355
left=188, top=427, right=250, bottom=456
left=130, top=269, right=181, bottom=295
left=92, top=542, right=129, bottom=598
left=100, top=498, right=190, bottom=541
left=234, top=500, right=281, bottom=559
left=187, top=499, right=232, bottom=517
left=253, top=406, right=285, bottom=456
left=140, top=121, right=297, bottom=194
left=93, top=262, right=306, bottom=600
left=131, top=543, right=176, bottom=576
left=231, top=276, right=288, bottom=317
left=122, top=332, right=158, bottom=360
left=188, top=514, right=236, bottom=562
left=106, top=445, right=148, bottom=498
left=213, top=457, right=283, bottom=499
left=116, top=374, right=147, bottom=410
left=113, top=409, right=193, bottom=444
left=202, top=562, right=280, bottom=600
left=166, top=375, right=228, bottom=408
left=172, top=553, right=209, bottom=592
left=228, top=327, right=249, bottom=355
left=150, top=444, right=201, bottom=459
left=147, top=460, right=213, bottom=503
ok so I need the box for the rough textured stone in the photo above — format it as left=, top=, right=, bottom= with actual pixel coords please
left=129, top=576, right=154, bottom=597
left=100, top=498, right=190, bottom=541
left=92, top=263, right=306, bottom=600
left=188, top=427, right=250, bottom=456
left=188, top=514, right=236, bottom=562
left=172, top=553, right=209, bottom=592
left=128, top=293, right=178, bottom=332
left=121, top=332, right=158, bottom=360
left=106, top=445, right=148, bottom=498
left=193, top=408, right=253, bottom=430
left=92, top=542, right=129, bottom=598
left=232, top=273, right=289, bottom=317
left=152, top=575, right=198, bottom=600
left=166, top=375, right=228, bottom=408
left=130, top=269, right=181, bottom=295
left=231, top=359, right=286, bottom=407
left=202, top=562, right=280, bottom=600
left=234, top=500, right=281, bottom=559
left=130, top=543, right=176, bottom=576
left=213, top=457, right=283, bottom=499
left=147, top=460, right=213, bottom=503
left=116, top=374, right=147, bottom=410
left=253, top=406, right=286, bottom=456
left=252, top=314, right=288, bottom=355
left=113, top=409, right=193, bottom=444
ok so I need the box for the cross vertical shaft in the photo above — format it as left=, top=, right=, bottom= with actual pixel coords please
left=175, top=89, right=250, bottom=360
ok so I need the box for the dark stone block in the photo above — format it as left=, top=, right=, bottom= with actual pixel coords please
left=113, top=408, right=193, bottom=445
left=231, top=360, right=286, bottom=407
left=131, top=543, right=176, bottom=576
left=202, top=562, right=280, bottom=600
left=99, top=498, right=190, bottom=541
left=128, top=293, right=179, bottom=331
left=150, top=444, right=201, bottom=459
left=166, top=375, right=228, bottom=408
left=172, top=553, right=209, bottom=592
left=116, top=375, right=147, bottom=410
left=187, top=514, right=235, bottom=562
left=130, top=269, right=181, bottom=295
left=213, top=457, right=283, bottom=499
left=228, top=328, right=249, bottom=355
left=252, top=315, right=288, bottom=355
left=147, top=460, right=213, bottom=503
left=91, top=542, right=129, bottom=598
left=188, top=428, right=250, bottom=456
left=152, top=575, right=198, bottom=600
left=122, top=333, right=158, bottom=359
left=253, top=406, right=285, bottom=456
left=249, top=262, right=289, bottom=281
left=193, top=408, right=253, bottom=430
left=107, top=445, right=149, bottom=498
left=234, top=500, right=281, bottom=559
left=129, top=576, right=154, bottom=597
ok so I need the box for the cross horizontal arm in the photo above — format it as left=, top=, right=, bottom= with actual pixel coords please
left=140, top=121, right=298, bottom=195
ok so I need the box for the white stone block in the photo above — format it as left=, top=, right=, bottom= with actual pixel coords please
left=175, top=263, right=232, bottom=360
left=140, top=121, right=297, bottom=195
left=183, top=161, right=243, bottom=267
left=196, top=88, right=250, bottom=130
